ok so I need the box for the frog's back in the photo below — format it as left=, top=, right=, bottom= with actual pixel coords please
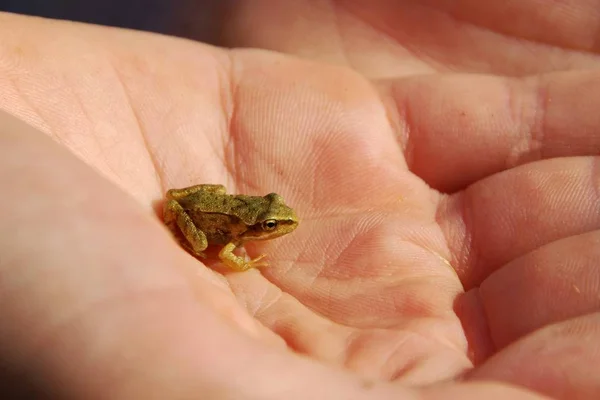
left=178, top=192, right=270, bottom=245
left=187, top=211, right=246, bottom=245
left=178, top=192, right=268, bottom=224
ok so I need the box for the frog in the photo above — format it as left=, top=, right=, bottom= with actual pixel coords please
left=163, top=184, right=299, bottom=271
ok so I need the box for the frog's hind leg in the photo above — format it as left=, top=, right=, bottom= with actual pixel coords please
left=163, top=199, right=209, bottom=258
left=166, top=184, right=226, bottom=200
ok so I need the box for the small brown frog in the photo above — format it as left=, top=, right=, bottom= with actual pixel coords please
left=163, top=184, right=299, bottom=271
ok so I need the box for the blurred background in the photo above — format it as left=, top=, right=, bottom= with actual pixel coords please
left=0, top=0, right=228, bottom=44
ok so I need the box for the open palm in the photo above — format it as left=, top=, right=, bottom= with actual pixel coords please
left=1, top=4, right=599, bottom=399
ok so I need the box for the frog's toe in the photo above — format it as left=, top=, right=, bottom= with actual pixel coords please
left=249, top=254, right=269, bottom=269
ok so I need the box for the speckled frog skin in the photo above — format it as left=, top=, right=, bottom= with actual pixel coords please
left=163, top=184, right=298, bottom=271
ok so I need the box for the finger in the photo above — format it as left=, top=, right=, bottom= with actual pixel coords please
left=439, top=156, right=600, bottom=287
left=363, top=0, right=600, bottom=53
left=478, top=230, right=600, bottom=349
left=220, top=0, right=600, bottom=77
left=381, top=71, right=600, bottom=192
left=468, top=313, right=600, bottom=400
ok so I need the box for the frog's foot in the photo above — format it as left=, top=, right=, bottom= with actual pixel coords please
left=222, top=254, right=269, bottom=272
left=247, top=254, right=269, bottom=269
left=219, top=250, right=269, bottom=271
left=218, top=242, right=270, bottom=271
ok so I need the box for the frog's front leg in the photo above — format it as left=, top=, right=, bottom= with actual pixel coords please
left=218, top=242, right=268, bottom=272
left=166, top=184, right=226, bottom=200
left=164, top=199, right=209, bottom=258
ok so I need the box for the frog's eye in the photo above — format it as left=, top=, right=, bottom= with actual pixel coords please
left=262, top=219, right=278, bottom=231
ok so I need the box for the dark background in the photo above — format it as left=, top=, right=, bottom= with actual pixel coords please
left=0, top=0, right=228, bottom=44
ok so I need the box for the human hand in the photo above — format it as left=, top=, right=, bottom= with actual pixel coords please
left=220, top=0, right=600, bottom=78
left=0, top=10, right=598, bottom=400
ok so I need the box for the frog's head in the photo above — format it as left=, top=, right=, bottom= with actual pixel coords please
left=246, top=193, right=299, bottom=241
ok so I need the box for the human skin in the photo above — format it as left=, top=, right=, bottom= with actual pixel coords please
left=0, top=2, right=599, bottom=398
